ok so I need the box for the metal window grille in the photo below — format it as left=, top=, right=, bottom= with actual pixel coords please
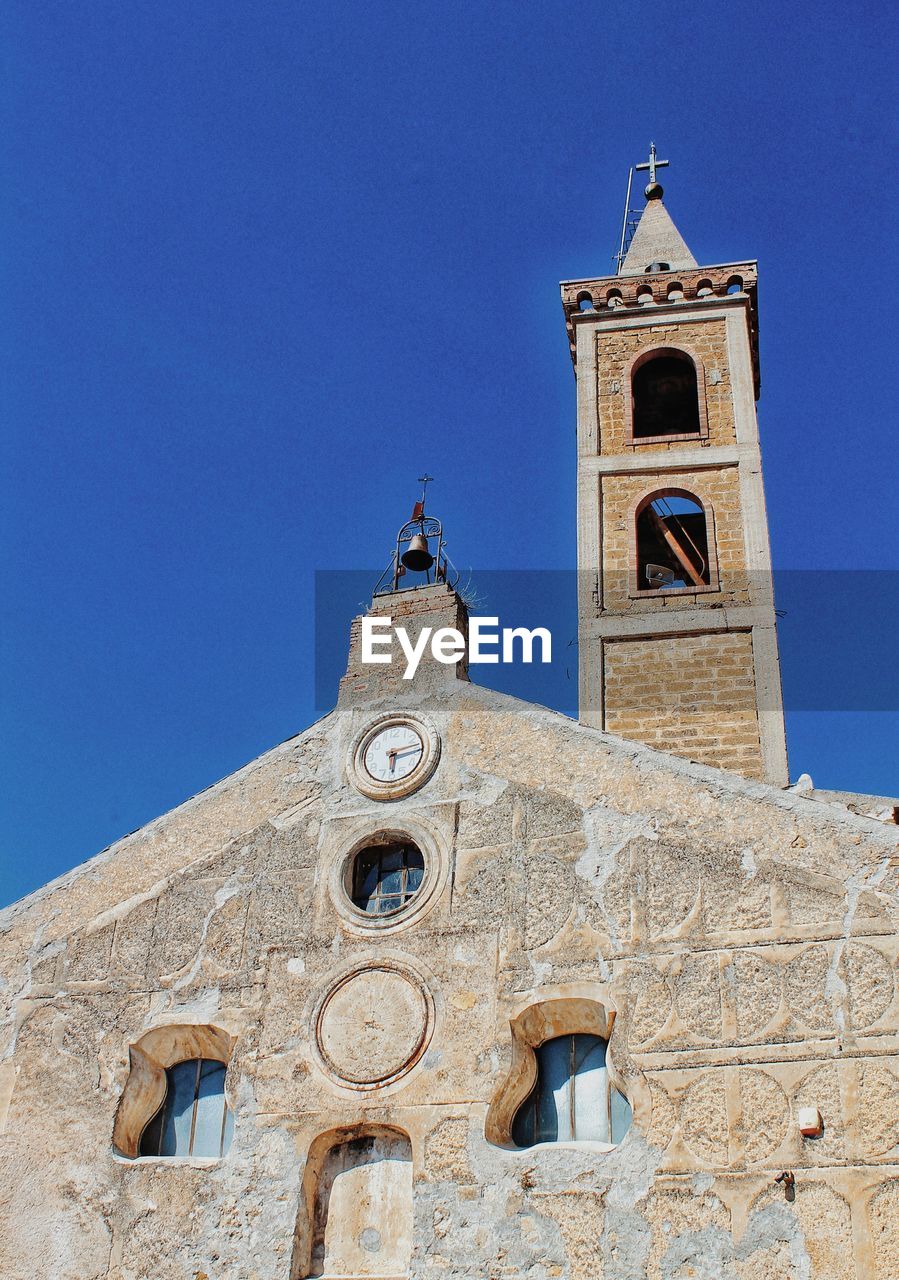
left=351, top=842, right=425, bottom=915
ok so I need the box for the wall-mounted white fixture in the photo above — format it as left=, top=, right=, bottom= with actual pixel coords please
left=797, top=1106, right=823, bottom=1137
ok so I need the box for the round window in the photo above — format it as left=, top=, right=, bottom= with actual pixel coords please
left=349, top=840, right=425, bottom=916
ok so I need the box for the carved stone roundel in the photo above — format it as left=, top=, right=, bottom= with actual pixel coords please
left=316, top=965, right=431, bottom=1087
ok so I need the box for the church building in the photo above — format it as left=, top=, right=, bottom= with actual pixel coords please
left=1, top=155, right=897, bottom=1280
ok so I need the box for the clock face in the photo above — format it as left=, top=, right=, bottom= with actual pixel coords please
left=348, top=712, right=440, bottom=800
left=362, top=724, right=424, bottom=782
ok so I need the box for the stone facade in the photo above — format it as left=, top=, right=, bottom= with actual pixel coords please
left=0, top=585, right=897, bottom=1278
left=1, top=190, right=896, bottom=1280
left=595, top=319, right=734, bottom=454
left=599, top=465, right=749, bottom=610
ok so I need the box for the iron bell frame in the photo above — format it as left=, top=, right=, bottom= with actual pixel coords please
left=373, top=514, right=459, bottom=596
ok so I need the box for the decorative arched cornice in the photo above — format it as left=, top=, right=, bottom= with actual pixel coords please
left=629, top=485, right=721, bottom=597
left=624, top=343, right=709, bottom=446
left=112, top=1023, right=235, bottom=1158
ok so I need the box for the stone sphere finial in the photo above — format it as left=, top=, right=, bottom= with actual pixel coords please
left=644, top=181, right=664, bottom=200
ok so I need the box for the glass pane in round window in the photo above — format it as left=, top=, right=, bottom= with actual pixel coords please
left=351, top=842, right=425, bottom=915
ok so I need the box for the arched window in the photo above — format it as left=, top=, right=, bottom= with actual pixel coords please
left=485, top=993, right=639, bottom=1152
left=636, top=492, right=712, bottom=591
left=305, top=1129, right=413, bottom=1277
left=351, top=840, right=424, bottom=915
left=631, top=349, right=702, bottom=440
left=139, top=1058, right=233, bottom=1158
left=113, top=1023, right=236, bottom=1159
left=511, top=1034, right=631, bottom=1147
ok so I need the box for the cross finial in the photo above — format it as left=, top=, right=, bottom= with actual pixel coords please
left=415, top=474, right=434, bottom=515
left=635, top=141, right=669, bottom=189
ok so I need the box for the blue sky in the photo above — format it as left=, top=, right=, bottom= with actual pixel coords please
left=2, top=1, right=897, bottom=907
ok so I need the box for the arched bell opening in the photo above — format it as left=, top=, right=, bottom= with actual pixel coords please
left=634, top=489, right=716, bottom=593
left=631, top=348, right=702, bottom=440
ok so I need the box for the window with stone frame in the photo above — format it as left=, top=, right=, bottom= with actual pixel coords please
left=485, top=996, right=635, bottom=1152
left=350, top=840, right=425, bottom=915
left=511, top=1033, right=632, bottom=1147
left=139, top=1057, right=234, bottom=1158
left=112, top=1023, right=236, bottom=1160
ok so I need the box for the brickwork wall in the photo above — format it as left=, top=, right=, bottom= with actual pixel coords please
left=603, top=630, right=764, bottom=777
left=338, top=584, right=469, bottom=704
left=596, top=317, right=734, bottom=454
left=600, top=465, right=750, bottom=614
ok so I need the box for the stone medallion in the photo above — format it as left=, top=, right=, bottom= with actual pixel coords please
left=316, top=964, right=432, bottom=1088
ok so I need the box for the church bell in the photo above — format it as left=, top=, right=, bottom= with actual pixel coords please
left=401, top=533, right=435, bottom=572
left=372, top=477, right=459, bottom=596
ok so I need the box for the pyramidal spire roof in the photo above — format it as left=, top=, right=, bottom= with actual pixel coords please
left=620, top=188, right=697, bottom=275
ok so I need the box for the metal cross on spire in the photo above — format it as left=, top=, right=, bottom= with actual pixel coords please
left=411, top=474, right=434, bottom=520
left=615, top=143, right=672, bottom=272
left=635, top=141, right=669, bottom=188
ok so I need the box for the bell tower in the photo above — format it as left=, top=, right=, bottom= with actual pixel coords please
left=560, top=149, right=788, bottom=784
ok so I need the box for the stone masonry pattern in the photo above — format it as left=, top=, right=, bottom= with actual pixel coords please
left=603, top=631, right=763, bottom=777
left=1, top=659, right=897, bottom=1279
left=596, top=319, right=734, bottom=455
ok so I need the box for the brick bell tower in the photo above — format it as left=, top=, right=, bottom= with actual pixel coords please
left=560, top=147, right=788, bottom=784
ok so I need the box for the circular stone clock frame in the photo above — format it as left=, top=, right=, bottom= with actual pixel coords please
left=347, top=712, right=441, bottom=801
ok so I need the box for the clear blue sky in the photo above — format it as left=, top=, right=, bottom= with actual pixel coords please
left=3, top=1, right=897, bottom=907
